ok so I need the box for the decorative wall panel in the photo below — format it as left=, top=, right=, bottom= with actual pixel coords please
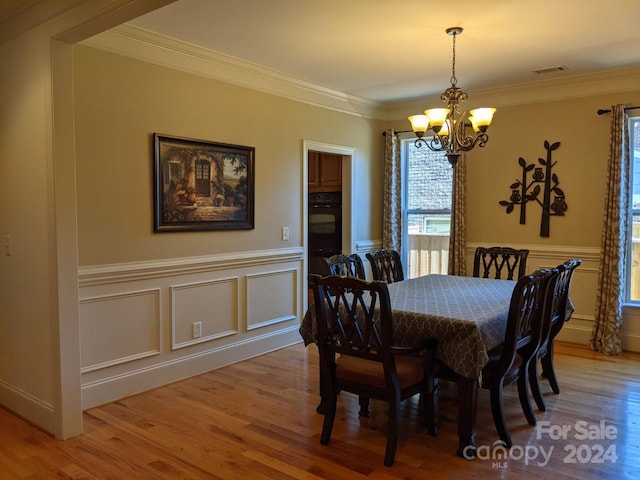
left=79, top=289, right=161, bottom=372
left=246, top=268, right=297, bottom=330
left=171, top=277, right=239, bottom=349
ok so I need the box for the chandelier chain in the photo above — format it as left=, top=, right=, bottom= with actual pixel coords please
left=450, top=31, right=457, bottom=87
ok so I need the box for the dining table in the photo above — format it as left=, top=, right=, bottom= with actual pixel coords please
left=299, top=273, right=520, bottom=458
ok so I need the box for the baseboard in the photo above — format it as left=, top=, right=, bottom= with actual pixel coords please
left=81, top=326, right=303, bottom=409
left=621, top=331, right=640, bottom=353
left=556, top=320, right=640, bottom=353
left=0, top=380, right=55, bottom=434
left=555, top=322, right=593, bottom=346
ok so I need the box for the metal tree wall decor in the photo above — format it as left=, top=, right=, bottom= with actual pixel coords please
left=499, top=140, right=567, bottom=237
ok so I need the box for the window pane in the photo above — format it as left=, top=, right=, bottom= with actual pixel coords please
left=406, top=143, right=452, bottom=211
left=403, top=139, right=452, bottom=278
left=630, top=117, right=640, bottom=301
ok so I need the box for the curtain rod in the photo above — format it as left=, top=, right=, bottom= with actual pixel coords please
left=597, top=106, right=640, bottom=115
left=382, top=130, right=412, bottom=136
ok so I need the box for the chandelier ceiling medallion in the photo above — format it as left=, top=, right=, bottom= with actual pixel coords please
left=408, top=27, right=496, bottom=166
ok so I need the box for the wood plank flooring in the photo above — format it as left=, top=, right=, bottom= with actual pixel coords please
left=1, top=341, right=639, bottom=479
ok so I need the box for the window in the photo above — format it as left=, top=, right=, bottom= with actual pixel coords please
left=627, top=116, right=640, bottom=302
left=401, top=137, right=452, bottom=278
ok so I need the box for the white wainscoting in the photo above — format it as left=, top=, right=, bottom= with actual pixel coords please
left=79, top=247, right=304, bottom=409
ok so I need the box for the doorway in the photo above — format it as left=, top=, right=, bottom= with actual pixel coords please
left=303, top=141, right=355, bottom=306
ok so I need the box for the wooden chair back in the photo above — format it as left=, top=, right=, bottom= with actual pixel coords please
left=538, top=258, right=582, bottom=355
left=495, top=268, right=556, bottom=374
left=528, top=259, right=581, bottom=410
left=473, top=246, right=530, bottom=280
left=366, top=249, right=404, bottom=283
left=323, top=253, right=366, bottom=279
left=310, top=274, right=394, bottom=365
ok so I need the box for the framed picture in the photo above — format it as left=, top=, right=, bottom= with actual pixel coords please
left=153, top=133, right=255, bottom=232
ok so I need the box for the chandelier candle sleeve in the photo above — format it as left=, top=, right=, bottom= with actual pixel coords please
left=408, top=27, right=496, bottom=166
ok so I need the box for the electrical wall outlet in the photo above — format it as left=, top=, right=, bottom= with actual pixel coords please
left=281, top=226, right=289, bottom=241
left=192, top=321, right=202, bottom=338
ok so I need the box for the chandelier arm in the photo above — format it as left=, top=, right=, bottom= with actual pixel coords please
left=415, top=136, right=445, bottom=152
left=452, top=117, right=474, bottom=150
left=456, top=132, right=490, bottom=152
left=427, top=135, right=445, bottom=152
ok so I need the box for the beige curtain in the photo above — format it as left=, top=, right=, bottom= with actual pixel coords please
left=591, top=104, right=629, bottom=355
left=382, top=129, right=402, bottom=251
left=447, top=156, right=467, bottom=276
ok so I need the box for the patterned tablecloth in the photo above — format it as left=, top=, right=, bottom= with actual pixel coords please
left=300, top=274, right=517, bottom=379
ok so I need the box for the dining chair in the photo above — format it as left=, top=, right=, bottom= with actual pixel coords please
left=323, top=253, right=366, bottom=279
left=425, top=267, right=557, bottom=448
left=366, top=249, right=405, bottom=283
left=308, top=273, right=428, bottom=467
left=529, top=258, right=582, bottom=410
left=473, top=246, right=529, bottom=280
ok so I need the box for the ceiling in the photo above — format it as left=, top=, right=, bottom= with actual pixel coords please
left=124, top=0, right=640, bottom=104
left=0, top=1, right=38, bottom=23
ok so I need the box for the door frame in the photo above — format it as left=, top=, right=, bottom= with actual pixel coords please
left=302, top=140, right=355, bottom=308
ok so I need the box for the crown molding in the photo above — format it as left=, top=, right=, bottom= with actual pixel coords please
left=80, top=24, right=381, bottom=119
left=382, top=65, right=640, bottom=121
left=80, top=24, right=640, bottom=122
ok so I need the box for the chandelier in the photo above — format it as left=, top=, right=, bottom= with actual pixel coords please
left=408, top=27, right=495, bottom=166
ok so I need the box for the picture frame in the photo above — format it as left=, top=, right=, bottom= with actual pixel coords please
left=153, top=133, right=255, bottom=232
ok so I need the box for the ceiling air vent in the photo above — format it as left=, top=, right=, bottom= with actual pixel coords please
left=533, top=66, right=568, bottom=74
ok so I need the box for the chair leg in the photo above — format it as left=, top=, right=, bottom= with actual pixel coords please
left=517, top=363, right=537, bottom=426
left=489, top=381, right=512, bottom=448
left=424, top=376, right=439, bottom=436
left=528, top=357, right=547, bottom=412
left=320, top=389, right=338, bottom=445
left=384, top=396, right=400, bottom=467
left=358, top=395, right=370, bottom=417
left=541, top=343, right=560, bottom=394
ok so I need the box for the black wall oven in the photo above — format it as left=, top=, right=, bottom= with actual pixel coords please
left=308, top=192, right=342, bottom=275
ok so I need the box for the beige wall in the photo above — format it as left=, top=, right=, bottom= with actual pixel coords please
left=385, top=91, right=640, bottom=249
left=0, top=0, right=174, bottom=440
left=0, top=25, right=56, bottom=427
left=73, top=45, right=381, bottom=266
left=466, top=93, right=639, bottom=248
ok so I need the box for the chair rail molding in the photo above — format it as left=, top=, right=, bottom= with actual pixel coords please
left=78, top=247, right=304, bottom=286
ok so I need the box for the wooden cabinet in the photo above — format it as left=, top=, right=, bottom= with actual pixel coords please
left=308, top=151, right=342, bottom=192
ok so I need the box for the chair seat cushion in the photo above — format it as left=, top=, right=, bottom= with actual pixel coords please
left=335, top=354, right=424, bottom=389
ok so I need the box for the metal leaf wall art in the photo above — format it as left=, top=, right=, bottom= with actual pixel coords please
left=499, top=140, right=567, bottom=237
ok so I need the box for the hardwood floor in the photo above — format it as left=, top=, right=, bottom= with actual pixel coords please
left=1, top=341, right=639, bottom=479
